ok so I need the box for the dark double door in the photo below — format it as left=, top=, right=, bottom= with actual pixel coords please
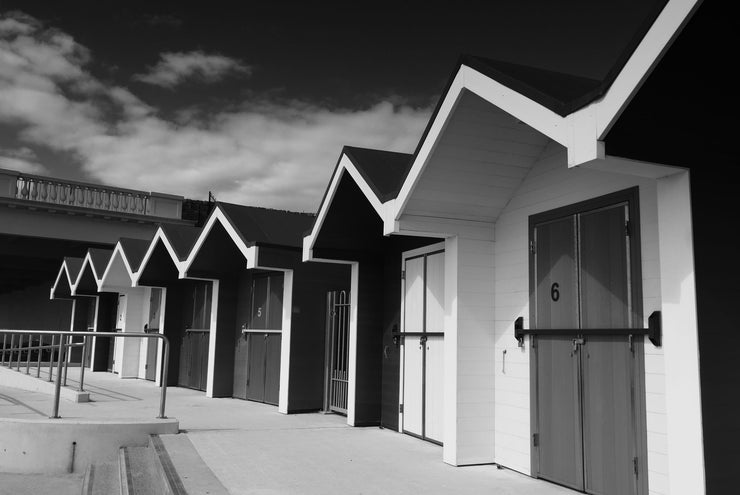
left=233, top=272, right=283, bottom=405
left=179, top=282, right=212, bottom=392
left=531, top=196, right=647, bottom=495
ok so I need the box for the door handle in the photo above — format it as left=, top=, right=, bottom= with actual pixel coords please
left=572, top=337, right=585, bottom=352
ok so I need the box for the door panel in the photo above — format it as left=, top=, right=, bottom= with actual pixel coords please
left=532, top=198, right=643, bottom=495
left=425, top=253, right=445, bottom=333
left=424, top=335, right=444, bottom=443
left=250, top=277, right=269, bottom=330
left=268, top=275, right=284, bottom=330
left=404, top=258, right=424, bottom=333
left=535, top=217, right=578, bottom=330
left=536, top=336, right=583, bottom=490
left=582, top=336, right=636, bottom=495
left=402, top=336, right=423, bottom=436
left=264, top=334, right=281, bottom=405
left=246, top=333, right=266, bottom=402
left=534, top=216, right=582, bottom=488
left=579, top=205, right=630, bottom=329
left=233, top=333, right=248, bottom=399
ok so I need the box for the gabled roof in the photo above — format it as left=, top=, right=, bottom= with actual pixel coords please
left=218, top=202, right=314, bottom=249
left=50, top=257, right=84, bottom=299
left=117, top=238, right=150, bottom=273
left=183, top=202, right=315, bottom=275
left=87, top=248, right=113, bottom=279
left=134, top=224, right=202, bottom=286
left=99, top=237, right=153, bottom=290
left=460, top=56, right=603, bottom=118
left=303, top=146, right=414, bottom=261
left=159, top=224, right=202, bottom=261
left=343, top=147, right=413, bottom=203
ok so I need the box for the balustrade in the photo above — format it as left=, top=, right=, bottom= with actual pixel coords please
left=14, top=175, right=149, bottom=215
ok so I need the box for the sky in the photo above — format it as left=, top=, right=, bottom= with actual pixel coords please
left=0, top=0, right=662, bottom=212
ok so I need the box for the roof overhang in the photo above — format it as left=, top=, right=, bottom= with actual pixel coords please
left=133, top=227, right=184, bottom=286
left=70, top=251, right=106, bottom=296
left=50, top=258, right=83, bottom=300
left=386, top=0, right=698, bottom=232
left=181, top=206, right=257, bottom=277
left=98, top=242, right=138, bottom=291
left=303, top=152, right=390, bottom=262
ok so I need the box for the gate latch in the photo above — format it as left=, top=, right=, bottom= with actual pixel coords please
left=572, top=337, right=585, bottom=352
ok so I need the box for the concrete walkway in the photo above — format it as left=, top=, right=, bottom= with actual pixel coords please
left=0, top=368, right=572, bottom=495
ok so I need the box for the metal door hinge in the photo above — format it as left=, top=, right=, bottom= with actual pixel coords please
left=529, top=240, right=536, bottom=255
left=145, top=364, right=148, bottom=370
left=633, top=457, right=639, bottom=477
left=625, top=220, right=631, bottom=237
left=532, top=433, right=539, bottom=447
left=399, top=403, right=404, bottom=413
left=401, top=270, right=405, bottom=280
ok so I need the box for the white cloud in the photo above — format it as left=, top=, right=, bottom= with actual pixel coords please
left=133, top=50, right=252, bottom=88
left=0, top=12, right=432, bottom=212
left=0, top=147, right=47, bottom=174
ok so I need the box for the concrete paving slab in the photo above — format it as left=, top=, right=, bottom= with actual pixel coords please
left=0, top=369, right=572, bottom=495
left=0, top=472, right=82, bottom=495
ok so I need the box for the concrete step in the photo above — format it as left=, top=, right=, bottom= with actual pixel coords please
left=120, top=445, right=168, bottom=495
left=81, top=461, right=119, bottom=495
left=154, top=433, right=230, bottom=495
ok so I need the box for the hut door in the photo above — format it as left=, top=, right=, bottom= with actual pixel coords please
left=179, top=282, right=211, bottom=391
left=402, top=249, right=444, bottom=444
left=145, top=288, right=162, bottom=381
left=242, top=273, right=283, bottom=405
left=324, top=290, right=350, bottom=414
left=531, top=200, right=645, bottom=495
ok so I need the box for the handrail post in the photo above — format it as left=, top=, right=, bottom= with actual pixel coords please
left=25, top=334, right=32, bottom=374
left=36, top=334, right=42, bottom=378
left=78, top=336, right=87, bottom=392
left=16, top=334, right=23, bottom=371
left=48, top=334, right=55, bottom=381
left=8, top=334, right=15, bottom=368
left=1, top=333, right=6, bottom=365
left=51, top=333, right=64, bottom=419
left=63, top=335, right=70, bottom=387
left=158, top=335, right=169, bottom=419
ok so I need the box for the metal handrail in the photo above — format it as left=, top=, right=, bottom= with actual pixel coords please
left=0, top=330, right=170, bottom=419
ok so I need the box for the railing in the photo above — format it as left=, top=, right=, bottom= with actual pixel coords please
left=14, top=175, right=150, bottom=215
left=0, top=330, right=170, bottom=419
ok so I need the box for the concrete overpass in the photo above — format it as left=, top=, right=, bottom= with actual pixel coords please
left=0, top=167, right=196, bottom=331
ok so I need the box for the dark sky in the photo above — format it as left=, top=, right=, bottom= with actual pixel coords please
left=0, top=0, right=665, bottom=210
left=3, top=0, right=663, bottom=108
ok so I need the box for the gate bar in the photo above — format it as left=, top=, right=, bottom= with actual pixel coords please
left=513, top=311, right=662, bottom=347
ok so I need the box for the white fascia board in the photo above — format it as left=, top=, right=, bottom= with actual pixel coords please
left=180, top=207, right=253, bottom=278
left=390, top=65, right=568, bottom=227
left=71, top=252, right=96, bottom=296
left=594, top=0, right=699, bottom=139
left=133, top=227, right=182, bottom=286
left=303, top=153, right=385, bottom=262
left=99, top=242, right=135, bottom=291
left=303, top=166, right=344, bottom=262
left=50, top=263, right=70, bottom=300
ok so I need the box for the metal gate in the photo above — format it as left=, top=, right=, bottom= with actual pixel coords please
left=324, top=290, right=350, bottom=414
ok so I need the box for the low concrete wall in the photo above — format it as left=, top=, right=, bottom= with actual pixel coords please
left=0, top=366, right=89, bottom=403
left=0, top=418, right=179, bottom=474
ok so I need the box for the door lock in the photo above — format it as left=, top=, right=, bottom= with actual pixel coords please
left=572, top=337, right=585, bottom=352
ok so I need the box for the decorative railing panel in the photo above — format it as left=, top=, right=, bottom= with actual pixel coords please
left=14, top=176, right=149, bottom=215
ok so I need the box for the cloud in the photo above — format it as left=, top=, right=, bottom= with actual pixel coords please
left=133, top=51, right=252, bottom=88
left=0, top=11, right=432, bottom=212
left=0, top=147, right=47, bottom=174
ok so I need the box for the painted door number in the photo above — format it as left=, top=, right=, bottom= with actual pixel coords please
left=550, top=283, right=560, bottom=302
left=257, top=307, right=262, bottom=317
